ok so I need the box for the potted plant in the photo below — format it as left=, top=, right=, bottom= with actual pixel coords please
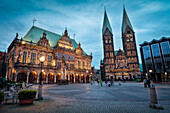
left=18, top=90, right=37, bottom=105
left=0, top=91, right=5, bottom=107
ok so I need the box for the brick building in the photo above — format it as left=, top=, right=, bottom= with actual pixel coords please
left=101, top=7, right=140, bottom=80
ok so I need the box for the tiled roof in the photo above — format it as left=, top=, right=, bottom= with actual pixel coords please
left=22, top=26, right=87, bottom=55
left=114, top=49, right=125, bottom=56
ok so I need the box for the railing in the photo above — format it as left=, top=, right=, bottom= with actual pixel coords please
left=14, top=63, right=56, bottom=69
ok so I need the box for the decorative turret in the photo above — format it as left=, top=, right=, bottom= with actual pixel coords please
left=64, top=28, right=68, bottom=36
left=76, top=42, right=83, bottom=55
left=43, top=31, right=46, bottom=38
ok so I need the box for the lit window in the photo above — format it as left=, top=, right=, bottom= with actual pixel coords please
left=48, top=55, right=52, bottom=65
left=130, top=38, right=133, bottom=41
left=105, top=39, right=108, bottom=43
left=22, top=51, right=27, bottom=63
left=31, top=53, right=36, bottom=64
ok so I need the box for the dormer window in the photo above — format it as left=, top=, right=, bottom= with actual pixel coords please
left=37, top=32, right=50, bottom=47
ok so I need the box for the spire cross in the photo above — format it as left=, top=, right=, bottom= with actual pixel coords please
left=33, top=18, right=37, bottom=26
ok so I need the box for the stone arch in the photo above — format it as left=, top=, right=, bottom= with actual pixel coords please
left=66, top=74, right=68, bottom=81
left=48, top=72, right=55, bottom=84
left=17, top=70, right=27, bottom=83
left=86, top=74, right=89, bottom=83
left=81, top=74, right=85, bottom=83
left=29, top=71, right=37, bottom=83
left=41, top=72, right=46, bottom=83
left=56, top=73, right=61, bottom=83
left=70, top=73, right=74, bottom=83
left=75, top=74, right=79, bottom=83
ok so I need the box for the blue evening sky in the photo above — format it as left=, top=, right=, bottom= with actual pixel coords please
left=0, top=0, right=170, bottom=69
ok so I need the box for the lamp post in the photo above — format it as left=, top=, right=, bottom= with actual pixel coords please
left=38, top=56, right=45, bottom=100
left=165, top=72, right=167, bottom=82
left=86, top=70, right=89, bottom=82
left=149, top=69, right=152, bottom=79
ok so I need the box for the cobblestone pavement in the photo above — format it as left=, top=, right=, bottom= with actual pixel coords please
left=1, top=82, right=170, bottom=113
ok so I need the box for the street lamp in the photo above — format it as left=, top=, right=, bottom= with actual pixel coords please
left=149, top=69, right=152, bottom=73
left=38, top=56, right=45, bottom=100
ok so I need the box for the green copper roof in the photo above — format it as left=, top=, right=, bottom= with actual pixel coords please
left=114, top=50, right=125, bottom=56
left=102, top=10, right=112, bottom=35
left=23, top=26, right=87, bottom=55
left=122, top=7, right=134, bottom=34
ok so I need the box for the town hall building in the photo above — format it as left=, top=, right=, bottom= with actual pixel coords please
left=101, top=7, right=140, bottom=80
left=7, top=26, right=93, bottom=84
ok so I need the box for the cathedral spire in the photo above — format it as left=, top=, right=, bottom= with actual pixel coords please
left=122, top=6, right=134, bottom=34
left=102, top=8, right=112, bottom=35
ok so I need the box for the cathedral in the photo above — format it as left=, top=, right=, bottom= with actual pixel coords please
left=100, top=7, right=140, bottom=80
left=7, top=26, right=93, bottom=84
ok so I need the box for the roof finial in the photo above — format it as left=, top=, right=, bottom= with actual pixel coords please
left=73, top=34, right=76, bottom=40
left=32, top=18, right=36, bottom=26
left=64, top=27, right=68, bottom=36
left=104, top=6, right=106, bottom=11
left=16, top=33, right=19, bottom=39
left=123, top=4, right=125, bottom=9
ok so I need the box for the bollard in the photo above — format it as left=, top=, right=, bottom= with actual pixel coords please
left=149, top=85, right=163, bottom=110
left=150, top=85, right=158, bottom=104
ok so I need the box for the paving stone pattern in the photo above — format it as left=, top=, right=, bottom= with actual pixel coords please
left=0, top=82, right=170, bottom=113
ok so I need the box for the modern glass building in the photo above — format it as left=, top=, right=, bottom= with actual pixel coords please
left=140, top=37, right=170, bottom=82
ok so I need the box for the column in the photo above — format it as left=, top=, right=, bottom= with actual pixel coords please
left=84, top=75, right=86, bottom=83
left=46, top=74, right=48, bottom=84
left=15, top=71, right=18, bottom=82
left=26, top=72, right=29, bottom=83
left=54, top=74, right=56, bottom=83
left=68, top=74, right=70, bottom=81
left=79, top=75, right=81, bottom=83
left=89, top=76, right=91, bottom=83
left=37, top=72, right=39, bottom=84
left=74, top=74, right=75, bottom=83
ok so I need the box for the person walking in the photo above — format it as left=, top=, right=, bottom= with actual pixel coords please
left=119, top=80, right=121, bottom=85
left=105, top=80, right=108, bottom=87
left=97, top=80, right=99, bottom=86
left=100, top=80, right=103, bottom=87
left=111, top=79, right=113, bottom=86
left=143, top=78, right=147, bottom=87
left=147, top=79, right=150, bottom=88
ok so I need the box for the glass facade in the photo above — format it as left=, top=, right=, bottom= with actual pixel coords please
left=151, top=44, right=162, bottom=73
left=161, top=41, right=170, bottom=70
left=142, top=45, right=153, bottom=72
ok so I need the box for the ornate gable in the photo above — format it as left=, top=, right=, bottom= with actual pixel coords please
left=56, top=29, right=74, bottom=50
left=115, top=49, right=127, bottom=69
left=37, top=32, right=50, bottom=47
left=76, top=43, right=83, bottom=55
